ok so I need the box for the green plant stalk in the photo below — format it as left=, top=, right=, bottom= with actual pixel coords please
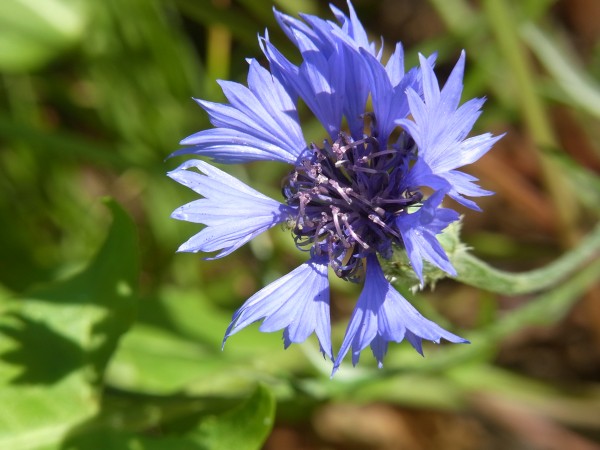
left=482, top=0, right=578, bottom=246
left=452, top=222, right=600, bottom=295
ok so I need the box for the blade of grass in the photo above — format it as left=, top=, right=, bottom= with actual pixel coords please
left=521, top=23, right=600, bottom=120
left=482, top=0, right=579, bottom=246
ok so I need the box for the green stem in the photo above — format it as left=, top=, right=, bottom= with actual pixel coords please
left=453, top=222, right=600, bottom=295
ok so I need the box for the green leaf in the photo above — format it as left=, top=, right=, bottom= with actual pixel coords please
left=63, top=430, right=204, bottom=450
left=0, top=0, right=86, bottom=72
left=105, top=323, right=235, bottom=395
left=0, top=199, right=139, bottom=450
left=105, top=318, right=301, bottom=398
left=193, top=385, right=276, bottom=450
left=61, top=386, right=275, bottom=450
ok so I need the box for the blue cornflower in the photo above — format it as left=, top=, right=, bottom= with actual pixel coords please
left=168, top=1, right=502, bottom=374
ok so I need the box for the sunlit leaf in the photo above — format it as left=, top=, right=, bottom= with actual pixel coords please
left=0, top=0, right=86, bottom=72
left=62, top=385, right=275, bottom=450
left=193, top=385, right=276, bottom=450
left=0, top=200, right=139, bottom=450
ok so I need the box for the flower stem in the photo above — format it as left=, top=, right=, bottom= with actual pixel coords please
left=453, top=222, right=600, bottom=295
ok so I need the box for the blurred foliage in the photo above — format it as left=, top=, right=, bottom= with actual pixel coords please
left=0, top=0, right=599, bottom=449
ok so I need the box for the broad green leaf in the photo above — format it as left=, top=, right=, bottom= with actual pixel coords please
left=0, top=0, right=86, bottom=72
left=0, top=200, right=139, bottom=450
left=63, top=430, right=203, bottom=450
left=193, top=385, right=276, bottom=450
left=61, top=386, right=275, bottom=450
left=105, top=319, right=303, bottom=397
left=105, top=323, right=234, bottom=395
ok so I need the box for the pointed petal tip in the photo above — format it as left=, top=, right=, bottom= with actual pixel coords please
left=438, top=331, right=469, bottom=345
left=179, top=135, right=199, bottom=146
left=170, top=210, right=183, bottom=220
left=318, top=342, right=334, bottom=361
left=221, top=329, right=233, bottom=350
left=415, top=272, right=425, bottom=287
left=175, top=244, right=194, bottom=253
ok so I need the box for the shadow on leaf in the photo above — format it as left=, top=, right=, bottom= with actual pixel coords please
left=0, top=312, right=84, bottom=385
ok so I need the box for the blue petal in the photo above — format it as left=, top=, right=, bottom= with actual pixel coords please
left=444, top=169, right=493, bottom=198
left=173, top=128, right=303, bottom=164
left=396, top=190, right=460, bottom=283
left=285, top=37, right=345, bottom=140
left=397, top=51, right=503, bottom=209
left=359, top=50, right=407, bottom=145
left=264, top=15, right=351, bottom=140
left=384, top=42, right=405, bottom=86
left=297, top=13, right=339, bottom=55
left=330, top=1, right=373, bottom=52
left=339, top=46, right=370, bottom=139
left=168, top=159, right=291, bottom=259
left=223, top=257, right=332, bottom=359
left=298, top=10, right=372, bottom=139
left=259, top=34, right=300, bottom=100
left=407, top=159, right=492, bottom=210
left=174, top=60, right=306, bottom=164
left=332, top=256, right=467, bottom=375
left=359, top=48, right=427, bottom=147
left=284, top=8, right=371, bottom=140
left=268, top=4, right=377, bottom=140
left=277, top=0, right=376, bottom=59
left=273, top=8, right=320, bottom=51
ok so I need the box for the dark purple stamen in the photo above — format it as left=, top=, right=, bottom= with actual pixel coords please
left=283, top=128, right=422, bottom=281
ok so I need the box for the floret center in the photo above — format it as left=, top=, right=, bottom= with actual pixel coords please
left=283, top=131, right=422, bottom=280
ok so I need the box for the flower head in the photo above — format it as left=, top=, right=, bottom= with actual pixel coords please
left=169, top=1, right=502, bottom=374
